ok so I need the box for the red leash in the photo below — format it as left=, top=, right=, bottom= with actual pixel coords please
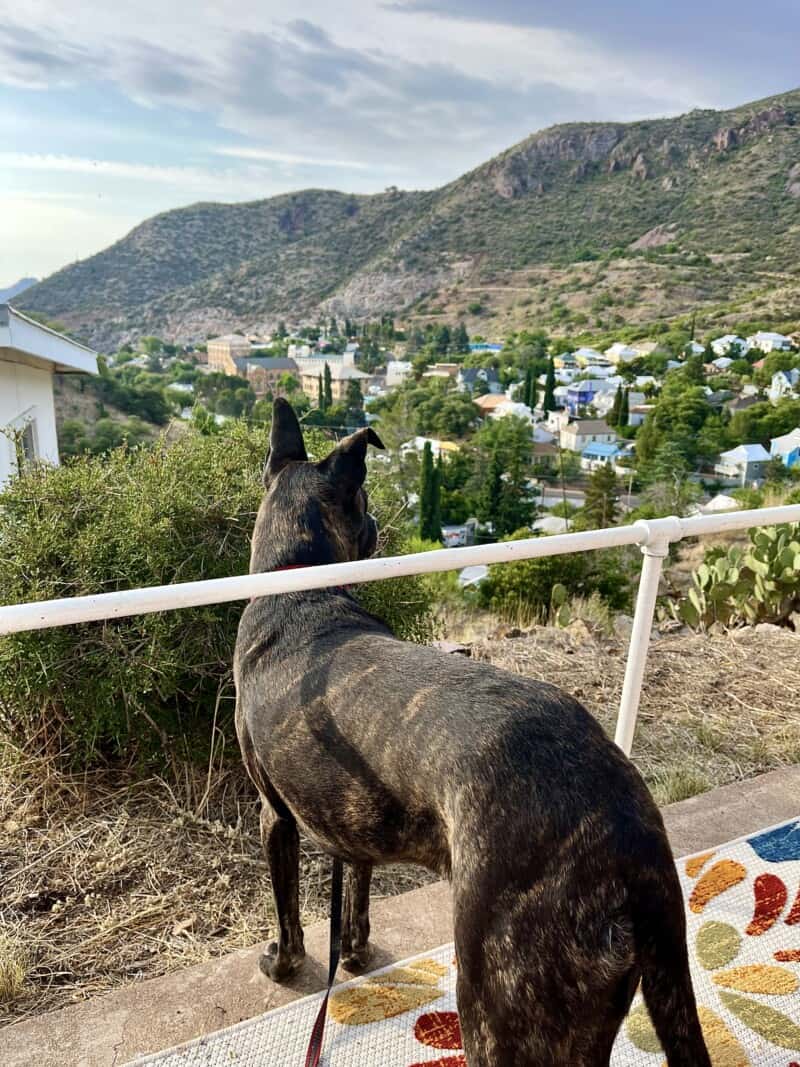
left=269, top=565, right=346, bottom=1064
left=305, top=858, right=344, bottom=1067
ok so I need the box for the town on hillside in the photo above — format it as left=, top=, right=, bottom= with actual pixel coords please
left=4, top=306, right=800, bottom=579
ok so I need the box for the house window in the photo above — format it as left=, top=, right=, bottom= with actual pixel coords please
left=20, top=421, right=37, bottom=465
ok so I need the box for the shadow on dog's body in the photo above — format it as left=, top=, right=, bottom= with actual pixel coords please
left=235, top=400, right=711, bottom=1067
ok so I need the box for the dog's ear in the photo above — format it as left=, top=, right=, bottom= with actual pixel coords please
left=321, top=427, right=385, bottom=493
left=264, top=398, right=308, bottom=483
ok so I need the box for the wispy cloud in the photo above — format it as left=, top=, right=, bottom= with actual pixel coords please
left=213, top=146, right=371, bottom=170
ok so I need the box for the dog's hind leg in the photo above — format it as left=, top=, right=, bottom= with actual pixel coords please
left=341, top=863, right=373, bottom=972
left=258, top=799, right=306, bottom=982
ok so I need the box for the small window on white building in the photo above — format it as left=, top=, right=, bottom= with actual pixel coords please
left=20, top=420, right=37, bottom=466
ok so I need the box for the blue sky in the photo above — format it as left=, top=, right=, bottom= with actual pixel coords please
left=1, top=0, right=797, bottom=285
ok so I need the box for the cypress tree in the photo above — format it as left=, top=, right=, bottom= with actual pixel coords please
left=323, top=362, right=333, bottom=410
left=525, top=365, right=538, bottom=409
left=609, top=386, right=622, bottom=427
left=542, top=357, right=557, bottom=413
left=619, top=387, right=630, bottom=428
left=430, top=454, right=443, bottom=542
left=419, top=441, right=436, bottom=540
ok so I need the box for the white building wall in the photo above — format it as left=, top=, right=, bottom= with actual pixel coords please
left=0, top=358, right=59, bottom=487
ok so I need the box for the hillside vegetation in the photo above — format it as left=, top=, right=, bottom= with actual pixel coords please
left=18, top=88, right=800, bottom=349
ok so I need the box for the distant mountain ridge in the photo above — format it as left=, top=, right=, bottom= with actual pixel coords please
left=1, top=277, right=38, bottom=303
left=18, top=88, right=800, bottom=350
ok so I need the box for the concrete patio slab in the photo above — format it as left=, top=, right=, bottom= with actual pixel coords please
left=3, top=764, right=799, bottom=1067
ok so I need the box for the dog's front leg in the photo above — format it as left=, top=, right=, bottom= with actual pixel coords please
left=341, top=862, right=373, bottom=972
left=258, top=802, right=306, bottom=982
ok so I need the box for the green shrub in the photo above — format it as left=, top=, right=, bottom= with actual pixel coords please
left=478, top=530, right=634, bottom=623
left=0, top=424, right=434, bottom=769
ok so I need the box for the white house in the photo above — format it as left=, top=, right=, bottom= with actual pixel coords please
left=489, top=400, right=533, bottom=422
left=386, top=360, right=413, bottom=388
left=747, top=331, right=794, bottom=353
left=707, top=356, right=734, bottom=373
left=560, top=419, right=617, bottom=453
left=714, top=443, right=770, bottom=486
left=683, top=341, right=706, bottom=357
left=604, top=342, right=639, bottom=365
left=768, top=369, right=800, bottom=403
left=400, top=436, right=461, bottom=460
left=711, top=334, right=750, bottom=357
left=572, top=347, right=607, bottom=367
left=0, top=304, right=98, bottom=488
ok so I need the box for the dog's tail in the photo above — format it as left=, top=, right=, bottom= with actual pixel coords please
left=629, top=854, right=711, bottom=1067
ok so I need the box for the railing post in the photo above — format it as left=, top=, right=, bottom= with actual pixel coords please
left=614, top=536, right=671, bottom=756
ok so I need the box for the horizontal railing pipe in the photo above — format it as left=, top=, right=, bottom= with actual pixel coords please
left=0, top=504, right=798, bottom=638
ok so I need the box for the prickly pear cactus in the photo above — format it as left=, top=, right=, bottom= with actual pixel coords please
left=550, top=582, right=572, bottom=627
left=676, top=523, right=800, bottom=629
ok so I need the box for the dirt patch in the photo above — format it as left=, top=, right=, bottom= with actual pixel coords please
left=1, top=625, right=798, bottom=1025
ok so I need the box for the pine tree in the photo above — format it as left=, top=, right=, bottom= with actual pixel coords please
left=317, top=374, right=325, bottom=412
left=582, top=463, right=620, bottom=529
left=436, top=325, right=451, bottom=355
left=454, top=322, right=470, bottom=354
left=478, top=448, right=504, bottom=532
left=345, top=378, right=364, bottom=420
left=542, top=357, right=557, bottom=413
left=323, top=362, right=333, bottom=410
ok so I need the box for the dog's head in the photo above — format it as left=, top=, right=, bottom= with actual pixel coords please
left=250, top=398, right=385, bottom=572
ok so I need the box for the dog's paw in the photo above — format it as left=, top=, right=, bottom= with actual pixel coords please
left=258, top=941, right=305, bottom=982
left=340, top=944, right=372, bottom=974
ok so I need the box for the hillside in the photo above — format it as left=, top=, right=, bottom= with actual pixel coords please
left=0, top=277, right=37, bottom=303
left=18, top=88, right=800, bottom=350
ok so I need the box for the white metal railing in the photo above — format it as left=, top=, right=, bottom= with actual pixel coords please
left=1, top=503, right=799, bottom=755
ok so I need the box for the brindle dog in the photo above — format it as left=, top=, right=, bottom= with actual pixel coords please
left=234, top=399, right=711, bottom=1067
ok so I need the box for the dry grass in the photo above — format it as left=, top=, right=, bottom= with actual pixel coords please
left=1, top=624, right=798, bottom=1025
left=0, top=753, right=434, bottom=1026
left=0, top=931, right=27, bottom=1004
left=473, top=625, right=800, bottom=805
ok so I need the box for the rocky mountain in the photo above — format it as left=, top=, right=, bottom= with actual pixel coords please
left=18, top=88, right=800, bottom=350
left=1, top=277, right=38, bottom=303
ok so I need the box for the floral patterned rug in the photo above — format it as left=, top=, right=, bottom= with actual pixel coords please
left=130, top=818, right=800, bottom=1066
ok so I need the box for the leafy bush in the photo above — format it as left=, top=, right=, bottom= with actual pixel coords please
left=478, top=530, right=634, bottom=622
left=673, top=523, right=800, bottom=629
left=0, top=424, right=435, bottom=768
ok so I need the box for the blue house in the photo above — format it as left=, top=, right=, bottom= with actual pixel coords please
left=770, top=427, right=800, bottom=468
left=468, top=343, right=503, bottom=354
left=566, top=379, right=615, bottom=416
left=580, top=441, right=622, bottom=471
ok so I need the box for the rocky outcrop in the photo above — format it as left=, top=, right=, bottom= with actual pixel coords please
left=713, top=106, right=790, bottom=153
left=631, top=152, right=649, bottom=180
left=629, top=223, right=679, bottom=251
left=492, top=125, right=623, bottom=198
left=786, top=163, right=800, bottom=198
